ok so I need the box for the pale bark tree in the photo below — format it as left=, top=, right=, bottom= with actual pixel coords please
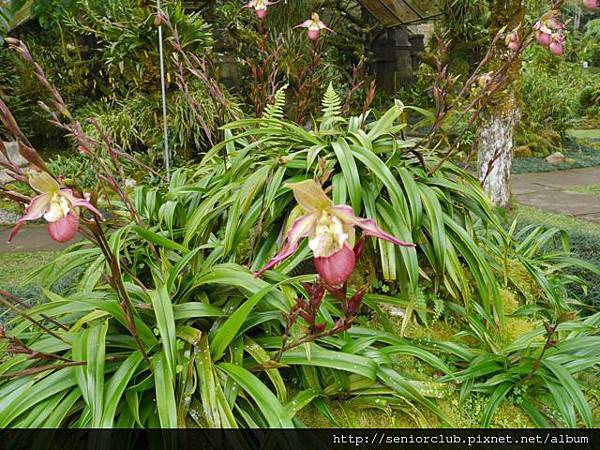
left=477, top=0, right=525, bottom=208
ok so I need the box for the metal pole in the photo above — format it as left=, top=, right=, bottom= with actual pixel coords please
left=157, top=0, right=170, bottom=181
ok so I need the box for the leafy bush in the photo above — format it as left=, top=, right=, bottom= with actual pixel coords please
left=2, top=0, right=221, bottom=155
left=521, top=46, right=597, bottom=135
left=76, top=82, right=242, bottom=161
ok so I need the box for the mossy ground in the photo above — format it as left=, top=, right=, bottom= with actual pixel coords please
left=512, top=138, right=600, bottom=174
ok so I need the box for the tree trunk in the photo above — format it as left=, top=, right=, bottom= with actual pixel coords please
left=476, top=0, right=524, bottom=208
left=477, top=108, right=520, bottom=207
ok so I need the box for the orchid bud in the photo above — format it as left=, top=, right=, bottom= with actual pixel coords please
left=299, top=311, right=312, bottom=323
left=583, top=0, right=599, bottom=10
left=346, top=288, right=367, bottom=316
left=353, top=237, right=365, bottom=260
left=505, top=32, right=520, bottom=51
left=309, top=283, right=325, bottom=310
left=313, top=323, right=326, bottom=334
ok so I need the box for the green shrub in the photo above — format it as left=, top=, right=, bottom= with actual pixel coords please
left=76, top=82, right=242, bottom=161
left=521, top=46, right=597, bottom=135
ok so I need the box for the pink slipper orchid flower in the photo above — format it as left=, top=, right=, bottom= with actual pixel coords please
left=583, top=0, right=599, bottom=11
left=243, top=0, right=277, bottom=19
left=255, top=180, right=415, bottom=287
left=294, top=13, right=333, bottom=41
left=8, top=171, right=103, bottom=243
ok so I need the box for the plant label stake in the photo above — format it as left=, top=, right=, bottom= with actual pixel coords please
left=157, top=0, right=170, bottom=181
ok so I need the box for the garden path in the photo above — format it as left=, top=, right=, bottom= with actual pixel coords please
left=0, top=167, right=599, bottom=254
left=0, top=224, right=76, bottom=254
left=512, top=166, right=600, bottom=222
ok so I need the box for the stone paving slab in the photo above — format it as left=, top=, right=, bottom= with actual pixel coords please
left=0, top=224, right=75, bottom=254
left=512, top=166, right=600, bottom=190
left=516, top=189, right=600, bottom=217
left=512, top=166, right=600, bottom=223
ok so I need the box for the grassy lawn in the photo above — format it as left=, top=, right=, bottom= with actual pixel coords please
left=566, top=129, right=600, bottom=140
left=568, top=184, right=600, bottom=196
left=0, top=251, right=57, bottom=287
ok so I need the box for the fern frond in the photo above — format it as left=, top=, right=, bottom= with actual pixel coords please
left=321, top=82, right=342, bottom=119
left=262, top=84, right=288, bottom=120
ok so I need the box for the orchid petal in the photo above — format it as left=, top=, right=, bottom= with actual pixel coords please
left=20, top=193, right=52, bottom=222
left=60, top=189, right=103, bottom=219
left=29, top=171, right=59, bottom=194
left=317, top=21, right=333, bottom=31
left=294, top=19, right=313, bottom=29
left=332, top=205, right=415, bottom=247
left=7, top=193, right=51, bottom=242
left=255, top=213, right=317, bottom=277
left=286, top=180, right=332, bottom=212
left=7, top=222, right=25, bottom=243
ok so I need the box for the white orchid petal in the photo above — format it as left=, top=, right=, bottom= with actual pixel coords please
left=43, top=194, right=70, bottom=223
